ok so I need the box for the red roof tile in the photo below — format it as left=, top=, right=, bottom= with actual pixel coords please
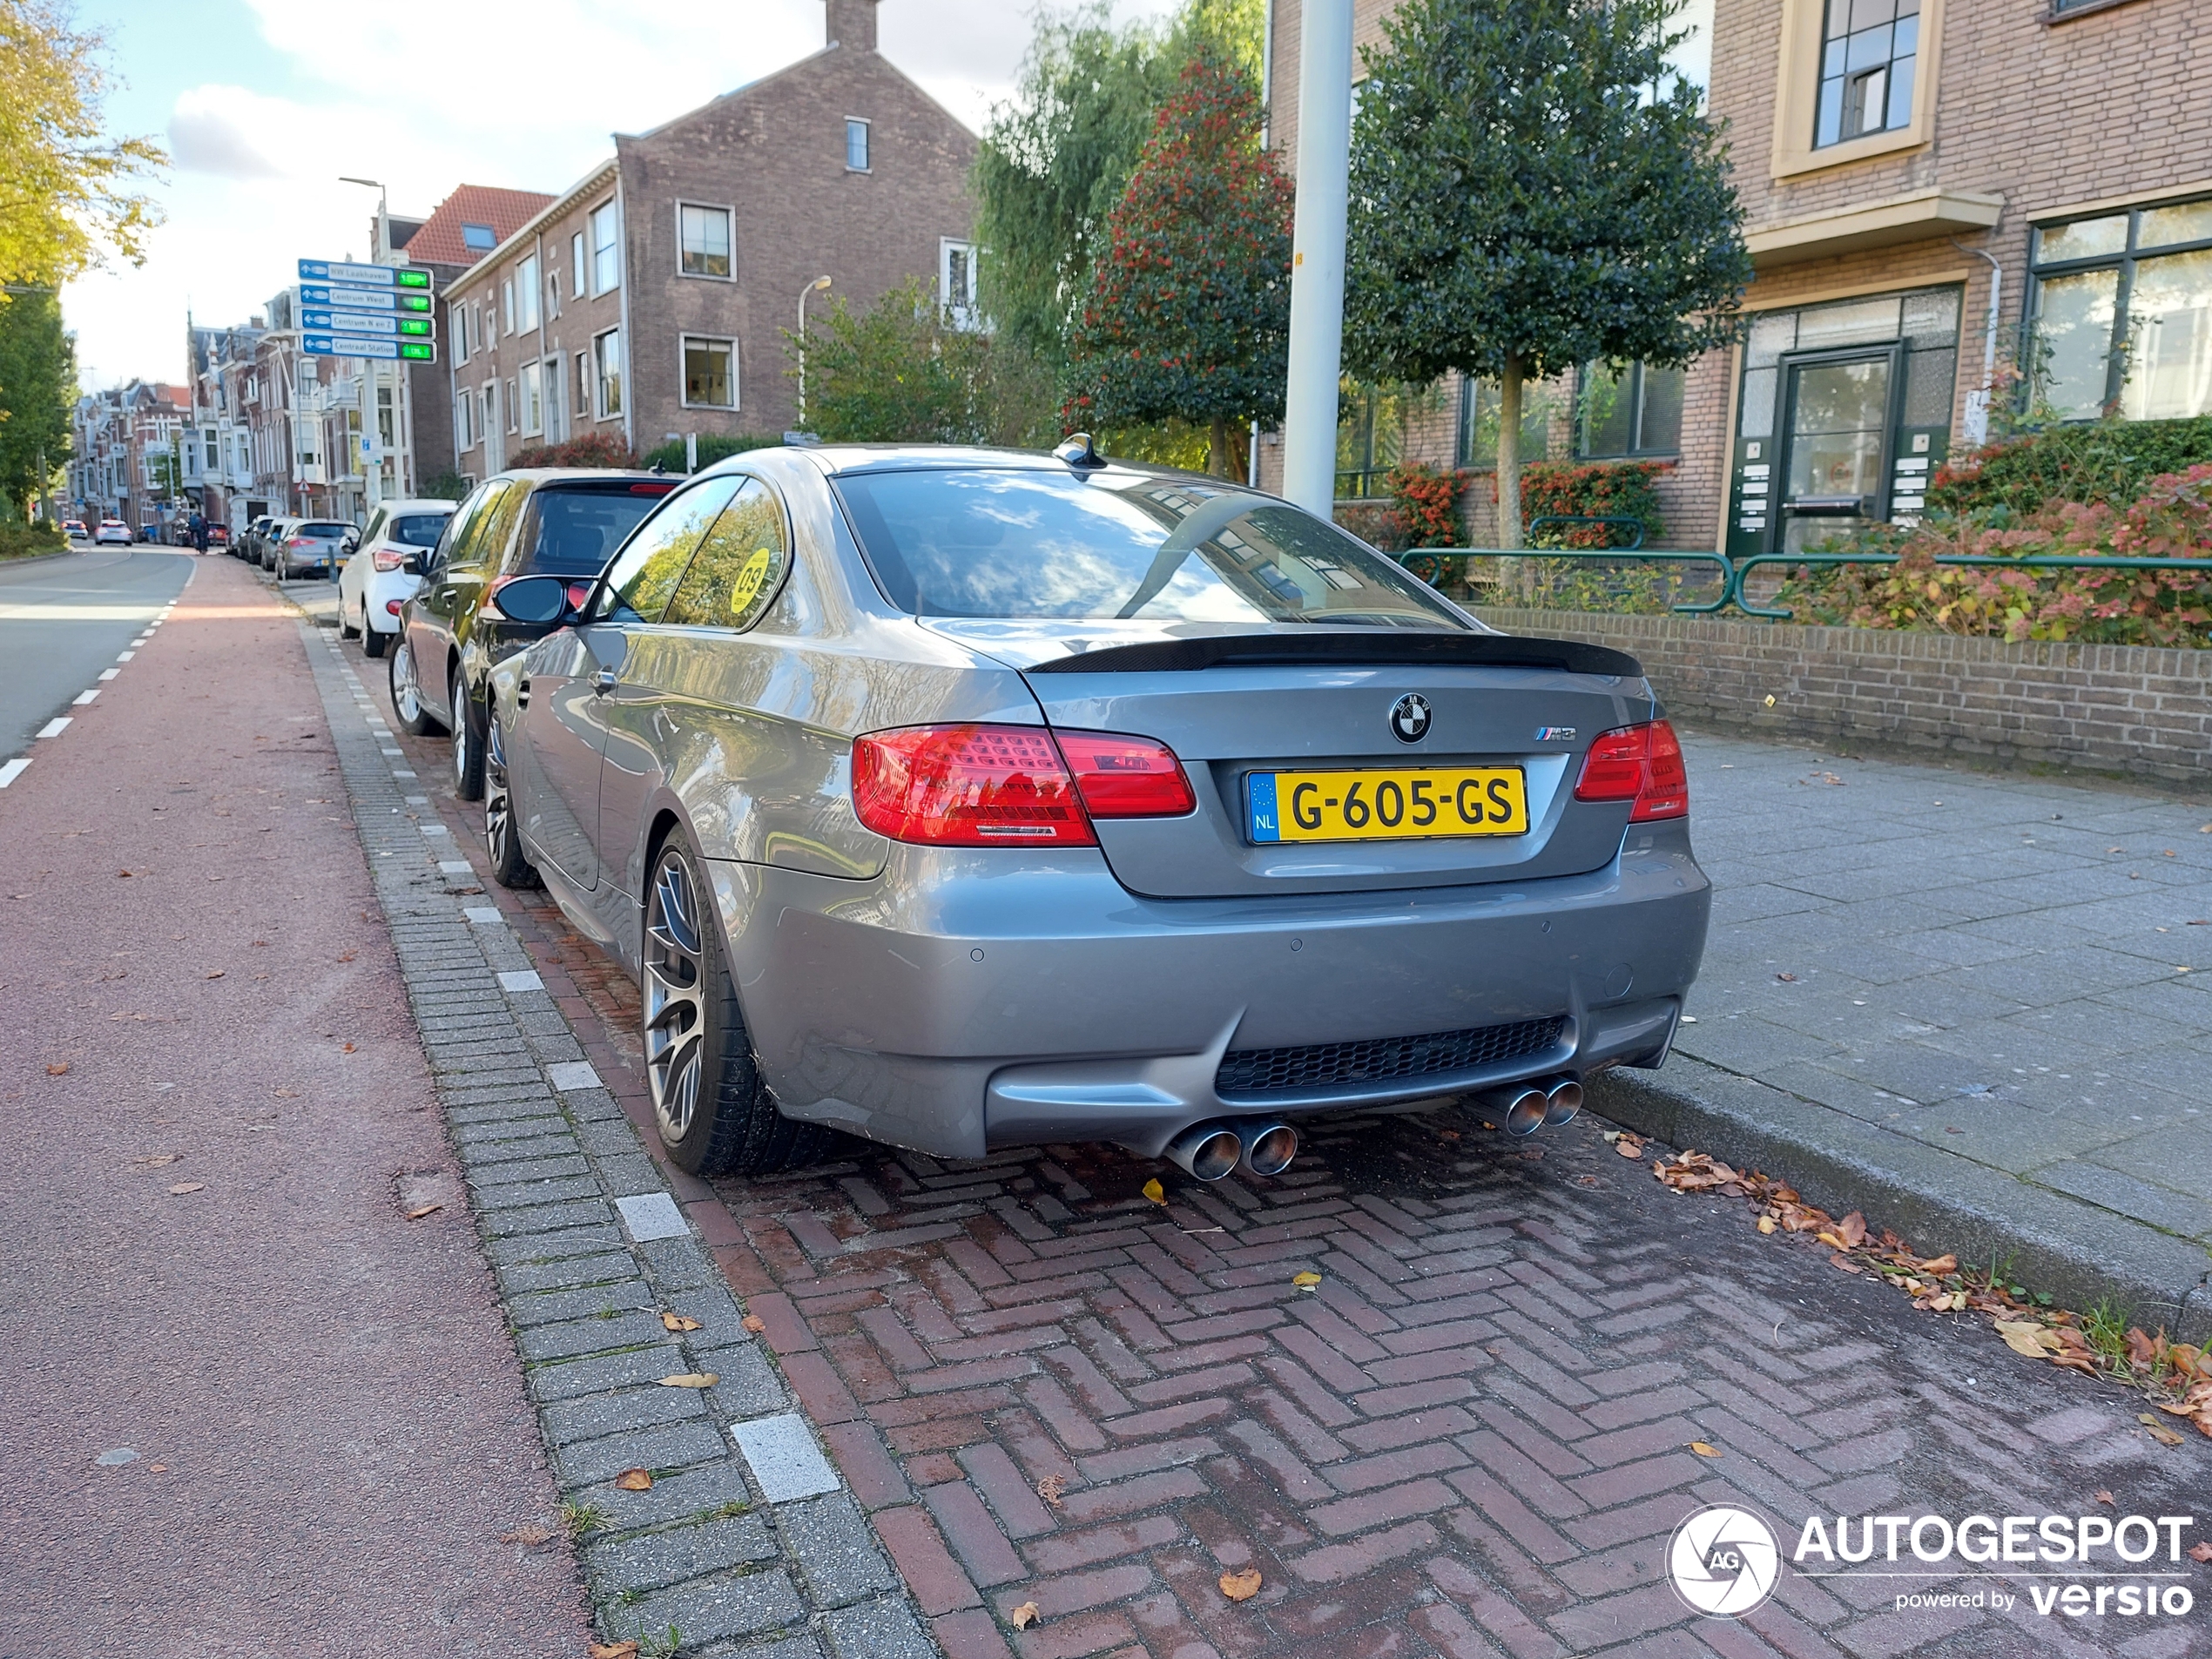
left=405, top=184, right=558, bottom=272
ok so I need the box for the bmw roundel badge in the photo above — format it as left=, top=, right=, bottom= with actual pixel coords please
left=1389, top=693, right=1432, bottom=744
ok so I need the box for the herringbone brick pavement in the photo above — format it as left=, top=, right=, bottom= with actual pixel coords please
left=387, top=714, right=2209, bottom=1659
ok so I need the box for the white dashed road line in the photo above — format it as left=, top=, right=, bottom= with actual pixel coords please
left=35, top=718, right=70, bottom=739
left=0, top=759, right=30, bottom=788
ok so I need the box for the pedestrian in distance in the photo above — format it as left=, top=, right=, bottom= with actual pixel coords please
left=189, top=510, right=210, bottom=555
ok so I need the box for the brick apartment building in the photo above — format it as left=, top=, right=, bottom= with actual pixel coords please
left=443, top=0, right=976, bottom=484
left=1263, top=0, right=2210, bottom=552
left=68, top=381, right=191, bottom=535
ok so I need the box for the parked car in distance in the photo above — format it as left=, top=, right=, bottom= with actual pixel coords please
left=258, top=517, right=300, bottom=571
left=272, top=519, right=353, bottom=579
left=338, top=497, right=455, bottom=659
left=60, top=519, right=86, bottom=540
left=238, top=516, right=273, bottom=561
left=391, top=468, right=676, bottom=801
left=95, top=518, right=132, bottom=545
left=206, top=523, right=229, bottom=548
left=479, top=442, right=1710, bottom=1184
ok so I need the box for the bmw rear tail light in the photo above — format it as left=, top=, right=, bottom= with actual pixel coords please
left=1573, top=719, right=1689, bottom=822
left=1054, top=731, right=1195, bottom=818
left=373, top=548, right=408, bottom=571
left=287, top=536, right=311, bottom=549
left=853, top=725, right=1095, bottom=846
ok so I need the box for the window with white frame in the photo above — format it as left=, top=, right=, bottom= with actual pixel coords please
left=520, top=361, right=544, bottom=435
left=452, top=303, right=470, bottom=364
left=548, top=271, right=561, bottom=319
left=594, top=329, right=624, bottom=419
left=456, top=387, right=473, bottom=450
left=590, top=201, right=621, bottom=294
left=683, top=337, right=737, bottom=408
left=571, top=231, right=586, bottom=296
left=679, top=204, right=732, bottom=279
left=502, top=280, right=515, bottom=335
left=941, top=239, right=979, bottom=326
left=543, top=354, right=564, bottom=440
left=846, top=118, right=870, bottom=172
left=577, top=352, right=591, bottom=418
left=516, top=252, right=540, bottom=332
left=504, top=379, right=519, bottom=432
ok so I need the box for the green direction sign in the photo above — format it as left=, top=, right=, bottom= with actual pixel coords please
left=297, top=259, right=430, bottom=291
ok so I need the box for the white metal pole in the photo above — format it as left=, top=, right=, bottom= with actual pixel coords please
left=1280, top=0, right=1353, bottom=516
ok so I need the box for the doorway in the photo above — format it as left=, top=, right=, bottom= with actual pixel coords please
left=1778, top=349, right=1898, bottom=551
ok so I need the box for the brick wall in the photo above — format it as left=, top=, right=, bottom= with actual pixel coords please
left=1474, top=607, right=2212, bottom=790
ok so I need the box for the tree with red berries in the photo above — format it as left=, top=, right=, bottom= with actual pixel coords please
left=1064, top=44, right=1292, bottom=479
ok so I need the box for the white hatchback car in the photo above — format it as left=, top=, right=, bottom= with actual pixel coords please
left=337, top=497, right=456, bottom=658
left=95, top=518, right=132, bottom=545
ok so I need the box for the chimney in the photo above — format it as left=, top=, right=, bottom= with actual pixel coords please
left=826, top=0, right=876, bottom=51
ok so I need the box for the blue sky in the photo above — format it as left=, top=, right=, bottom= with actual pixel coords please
left=64, top=0, right=1183, bottom=389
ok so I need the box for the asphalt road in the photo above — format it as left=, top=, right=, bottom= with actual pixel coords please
left=0, top=553, right=586, bottom=1654
left=0, top=545, right=194, bottom=764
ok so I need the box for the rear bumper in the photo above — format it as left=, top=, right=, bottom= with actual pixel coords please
left=362, top=570, right=421, bottom=632
left=706, top=821, right=1710, bottom=1160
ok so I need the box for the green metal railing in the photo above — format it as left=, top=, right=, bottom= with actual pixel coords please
left=1389, top=541, right=2212, bottom=622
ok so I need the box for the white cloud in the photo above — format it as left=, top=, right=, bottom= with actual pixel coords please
left=167, top=88, right=292, bottom=179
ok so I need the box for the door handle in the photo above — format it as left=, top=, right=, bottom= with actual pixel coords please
left=590, top=669, right=617, bottom=695
left=516, top=676, right=530, bottom=708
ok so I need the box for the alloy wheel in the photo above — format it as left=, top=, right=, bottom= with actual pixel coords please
left=485, top=750, right=515, bottom=864
left=392, top=642, right=421, bottom=726
left=644, top=846, right=707, bottom=1148
left=452, top=701, right=472, bottom=791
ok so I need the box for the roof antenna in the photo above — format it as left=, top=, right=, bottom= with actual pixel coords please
left=1053, top=432, right=1104, bottom=469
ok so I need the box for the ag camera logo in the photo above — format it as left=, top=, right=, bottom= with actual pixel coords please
left=1669, top=1505, right=1781, bottom=1618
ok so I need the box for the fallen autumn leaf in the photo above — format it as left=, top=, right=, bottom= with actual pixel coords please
left=166, top=1183, right=205, bottom=1195
left=613, top=1468, right=652, bottom=1491
left=661, top=1312, right=703, bottom=1332
left=1142, top=1177, right=1165, bottom=1204
left=2095, top=1491, right=2115, bottom=1506
left=740, top=1314, right=766, bottom=1333
left=1689, top=1441, right=1723, bottom=1458
left=404, top=1203, right=443, bottom=1221
left=2140, top=1414, right=2184, bottom=1447
left=2191, top=1541, right=2212, bottom=1562
left=1036, top=1474, right=1066, bottom=1506
left=588, top=1642, right=640, bottom=1659
left=46, top=1062, right=69, bottom=1076
left=658, top=1373, right=718, bottom=1388
left=1291, top=1271, right=1322, bottom=1289
left=1010, top=1602, right=1040, bottom=1629
left=1219, top=1568, right=1263, bottom=1601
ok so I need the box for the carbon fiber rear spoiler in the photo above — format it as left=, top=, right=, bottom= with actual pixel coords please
left=1022, top=631, right=1643, bottom=679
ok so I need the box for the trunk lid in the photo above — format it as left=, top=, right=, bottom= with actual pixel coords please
left=927, top=621, right=1656, bottom=900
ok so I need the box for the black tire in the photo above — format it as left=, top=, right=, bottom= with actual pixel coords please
left=484, top=723, right=540, bottom=890
left=362, top=625, right=388, bottom=659
left=452, top=676, right=487, bottom=802
left=644, top=833, right=833, bottom=1179
left=388, top=635, right=444, bottom=736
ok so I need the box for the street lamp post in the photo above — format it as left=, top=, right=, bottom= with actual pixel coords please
left=1280, top=0, right=1354, bottom=516
left=796, top=275, right=832, bottom=432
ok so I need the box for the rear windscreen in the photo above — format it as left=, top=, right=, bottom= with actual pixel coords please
left=833, top=469, right=1467, bottom=628
left=389, top=514, right=448, bottom=548
left=300, top=522, right=350, bottom=537
left=517, top=486, right=672, bottom=577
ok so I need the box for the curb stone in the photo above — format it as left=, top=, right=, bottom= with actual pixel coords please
left=1590, top=1056, right=2212, bottom=1343
left=298, top=622, right=941, bottom=1658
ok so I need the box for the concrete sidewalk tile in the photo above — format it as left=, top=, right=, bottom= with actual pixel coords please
left=613, top=1190, right=688, bottom=1242
left=606, top=1567, right=806, bottom=1648
left=730, top=1412, right=843, bottom=1501
left=784, top=1492, right=900, bottom=1606
left=584, top=1513, right=778, bottom=1595
left=554, top=1418, right=729, bottom=1488
left=823, top=1595, right=936, bottom=1659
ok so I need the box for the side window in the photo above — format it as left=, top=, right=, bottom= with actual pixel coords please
left=359, top=508, right=388, bottom=547
left=430, top=485, right=491, bottom=573
left=472, top=482, right=530, bottom=571
left=663, top=480, right=790, bottom=631
left=591, top=476, right=745, bottom=624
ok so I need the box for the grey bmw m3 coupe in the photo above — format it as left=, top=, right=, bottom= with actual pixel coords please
left=481, top=440, right=1710, bottom=1182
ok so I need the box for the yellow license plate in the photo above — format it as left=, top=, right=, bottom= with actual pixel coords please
left=1247, top=766, right=1527, bottom=843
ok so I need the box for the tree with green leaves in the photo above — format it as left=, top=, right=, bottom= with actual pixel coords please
left=789, top=278, right=1054, bottom=448
left=1063, top=44, right=1291, bottom=478
left=0, top=0, right=165, bottom=289
left=1343, top=0, right=1750, bottom=546
left=0, top=286, right=71, bottom=521
left=972, top=1, right=1262, bottom=370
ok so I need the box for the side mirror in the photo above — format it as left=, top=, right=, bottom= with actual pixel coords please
left=488, top=573, right=572, bottom=625
left=400, top=553, right=424, bottom=577
left=341, top=532, right=359, bottom=553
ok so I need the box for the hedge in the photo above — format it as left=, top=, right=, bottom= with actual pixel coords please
left=1928, top=415, right=2212, bottom=518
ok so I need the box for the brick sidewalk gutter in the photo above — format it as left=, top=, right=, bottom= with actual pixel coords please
left=318, top=609, right=2212, bottom=1657
left=296, top=619, right=933, bottom=1656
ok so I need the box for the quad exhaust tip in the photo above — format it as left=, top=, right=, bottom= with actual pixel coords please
left=1488, top=1075, right=1585, bottom=1136
left=1163, top=1119, right=1300, bottom=1183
